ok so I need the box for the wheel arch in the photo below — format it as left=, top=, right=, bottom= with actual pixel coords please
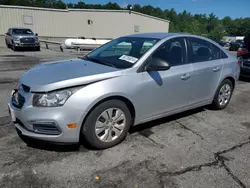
left=79, top=95, right=136, bottom=140
left=213, top=75, right=236, bottom=100
left=222, top=76, right=236, bottom=89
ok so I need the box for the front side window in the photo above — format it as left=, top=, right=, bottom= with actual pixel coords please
left=86, top=37, right=159, bottom=69
left=151, top=37, right=186, bottom=67
left=188, top=37, right=222, bottom=63
left=12, top=29, right=34, bottom=35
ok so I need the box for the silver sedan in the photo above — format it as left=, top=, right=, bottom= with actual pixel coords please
left=8, top=33, right=240, bottom=149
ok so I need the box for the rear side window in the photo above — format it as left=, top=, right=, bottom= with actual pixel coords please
left=188, top=37, right=223, bottom=63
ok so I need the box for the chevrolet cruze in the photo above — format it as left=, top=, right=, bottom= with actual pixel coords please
left=8, top=33, right=240, bottom=149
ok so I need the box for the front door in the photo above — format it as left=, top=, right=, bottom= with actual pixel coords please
left=138, top=37, right=193, bottom=121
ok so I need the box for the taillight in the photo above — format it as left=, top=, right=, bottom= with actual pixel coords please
left=237, top=48, right=248, bottom=56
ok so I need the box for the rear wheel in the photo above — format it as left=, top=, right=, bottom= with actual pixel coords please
left=211, top=79, right=233, bottom=110
left=82, top=100, right=132, bottom=149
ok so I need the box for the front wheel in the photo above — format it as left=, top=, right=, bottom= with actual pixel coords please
left=82, top=100, right=132, bottom=149
left=34, top=46, right=40, bottom=51
left=211, top=79, right=233, bottom=110
left=5, top=40, right=10, bottom=48
left=12, top=44, right=17, bottom=51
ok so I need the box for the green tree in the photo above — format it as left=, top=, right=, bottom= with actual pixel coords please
left=185, top=20, right=202, bottom=35
left=132, top=4, right=141, bottom=12
left=207, top=25, right=225, bottom=42
left=102, top=2, right=121, bottom=10
left=74, top=1, right=85, bottom=9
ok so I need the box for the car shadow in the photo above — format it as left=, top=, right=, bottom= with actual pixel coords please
left=16, top=129, right=84, bottom=152
left=16, top=107, right=205, bottom=152
left=129, top=107, right=205, bottom=134
left=12, top=48, right=40, bottom=52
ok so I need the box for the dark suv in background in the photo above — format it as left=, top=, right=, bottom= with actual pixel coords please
left=5, top=27, right=40, bottom=51
left=229, top=39, right=244, bottom=51
left=238, top=34, right=250, bottom=78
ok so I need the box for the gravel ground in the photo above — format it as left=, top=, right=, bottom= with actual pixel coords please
left=0, top=44, right=250, bottom=188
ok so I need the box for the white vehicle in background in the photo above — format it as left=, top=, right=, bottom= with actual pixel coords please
left=64, top=38, right=110, bottom=49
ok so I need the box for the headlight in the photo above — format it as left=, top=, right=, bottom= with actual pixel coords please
left=35, top=37, right=39, bottom=42
left=13, top=37, right=20, bottom=41
left=33, top=87, right=81, bottom=107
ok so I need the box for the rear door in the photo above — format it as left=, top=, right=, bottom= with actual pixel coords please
left=186, top=37, right=224, bottom=104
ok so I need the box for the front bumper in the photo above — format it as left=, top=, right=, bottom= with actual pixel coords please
left=8, top=92, right=86, bottom=143
left=14, top=41, right=40, bottom=48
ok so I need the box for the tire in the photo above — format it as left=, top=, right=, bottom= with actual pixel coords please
left=5, top=40, right=10, bottom=48
left=82, top=100, right=132, bottom=149
left=211, top=79, right=233, bottom=110
left=35, top=46, right=40, bottom=51
left=12, top=44, right=17, bottom=51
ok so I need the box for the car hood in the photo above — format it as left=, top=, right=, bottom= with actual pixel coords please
left=20, top=58, right=122, bottom=92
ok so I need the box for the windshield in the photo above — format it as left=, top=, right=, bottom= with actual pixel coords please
left=12, top=29, right=34, bottom=35
left=85, top=37, right=159, bottom=69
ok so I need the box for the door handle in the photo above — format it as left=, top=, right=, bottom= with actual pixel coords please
left=181, top=73, right=190, bottom=80
left=213, top=66, right=221, bottom=72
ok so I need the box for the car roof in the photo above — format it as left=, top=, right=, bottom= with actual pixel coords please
left=125, top=32, right=192, bottom=39
left=125, top=32, right=223, bottom=47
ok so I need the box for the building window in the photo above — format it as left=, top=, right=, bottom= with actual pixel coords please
left=23, top=15, right=33, bottom=25
left=134, top=25, right=140, bottom=32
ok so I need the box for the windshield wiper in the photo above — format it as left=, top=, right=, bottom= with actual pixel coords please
left=81, top=56, right=116, bottom=68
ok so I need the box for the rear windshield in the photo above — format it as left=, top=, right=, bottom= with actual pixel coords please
left=12, top=29, right=33, bottom=35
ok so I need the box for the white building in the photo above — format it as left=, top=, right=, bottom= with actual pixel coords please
left=0, top=5, right=170, bottom=39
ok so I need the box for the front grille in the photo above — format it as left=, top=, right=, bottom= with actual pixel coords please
left=33, top=123, right=61, bottom=135
left=20, top=38, right=35, bottom=44
left=12, top=92, right=25, bottom=109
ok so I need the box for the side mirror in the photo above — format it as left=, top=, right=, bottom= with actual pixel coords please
left=145, top=58, right=170, bottom=71
left=35, top=33, right=38, bottom=36
left=5, top=33, right=9, bottom=35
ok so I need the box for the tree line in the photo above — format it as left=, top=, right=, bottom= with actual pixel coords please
left=1, top=0, right=250, bottom=42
